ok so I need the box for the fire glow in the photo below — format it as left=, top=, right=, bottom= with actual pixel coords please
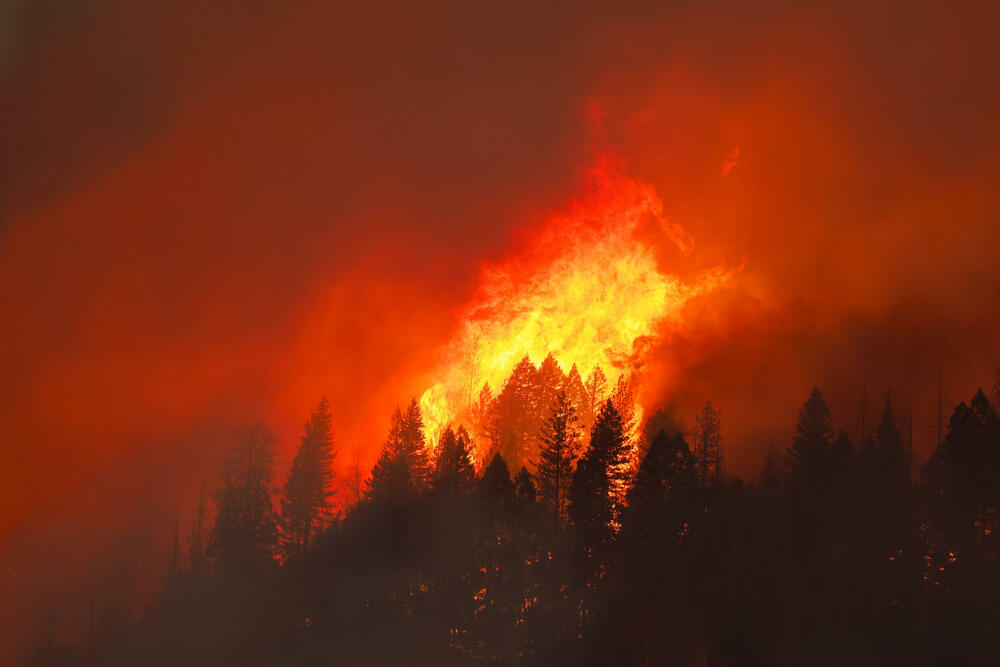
left=419, top=153, right=736, bottom=460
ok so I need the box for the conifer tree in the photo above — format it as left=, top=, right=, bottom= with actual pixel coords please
left=562, top=364, right=591, bottom=428
left=627, top=431, right=698, bottom=558
left=477, top=383, right=497, bottom=443
left=584, top=366, right=609, bottom=425
left=537, top=390, right=581, bottom=529
left=514, top=466, right=536, bottom=504
left=280, top=397, right=337, bottom=560
left=859, top=391, right=908, bottom=489
left=610, top=374, right=636, bottom=435
left=694, top=400, right=723, bottom=488
left=569, top=453, right=610, bottom=546
left=366, top=408, right=404, bottom=503
left=569, top=400, right=629, bottom=544
left=432, top=425, right=476, bottom=495
left=589, top=399, right=630, bottom=503
left=922, top=389, right=1000, bottom=549
left=479, top=452, right=516, bottom=540
left=535, top=353, right=567, bottom=424
left=628, top=430, right=697, bottom=509
left=480, top=451, right=515, bottom=507
left=210, top=420, right=279, bottom=572
left=491, top=355, right=540, bottom=467
left=783, top=389, right=838, bottom=532
left=784, top=388, right=835, bottom=486
left=366, top=399, right=431, bottom=502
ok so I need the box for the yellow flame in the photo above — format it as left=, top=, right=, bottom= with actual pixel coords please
left=419, top=156, right=734, bottom=460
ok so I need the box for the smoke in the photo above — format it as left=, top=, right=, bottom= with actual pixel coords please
left=2, top=0, right=999, bottom=660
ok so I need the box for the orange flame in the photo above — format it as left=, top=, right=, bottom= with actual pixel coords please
left=420, top=153, right=735, bottom=461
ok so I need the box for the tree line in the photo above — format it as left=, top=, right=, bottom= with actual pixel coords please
left=26, top=365, right=1000, bottom=667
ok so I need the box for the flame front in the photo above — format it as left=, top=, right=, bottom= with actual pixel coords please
left=420, top=154, right=734, bottom=460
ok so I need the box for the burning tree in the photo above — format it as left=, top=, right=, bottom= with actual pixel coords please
left=694, top=401, right=723, bottom=488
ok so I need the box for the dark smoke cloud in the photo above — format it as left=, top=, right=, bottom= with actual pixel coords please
left=2, top=0, right=999, bottom=660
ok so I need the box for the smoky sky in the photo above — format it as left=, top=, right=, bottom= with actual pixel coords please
left=2, top=0, right=999, bottom=660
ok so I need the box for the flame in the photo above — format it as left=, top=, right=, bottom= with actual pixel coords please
left=419, top=153, right=735, bottom=461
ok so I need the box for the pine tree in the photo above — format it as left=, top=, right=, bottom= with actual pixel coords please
left=627, top=431, right=698, bottom=557
left=562, top=364, right=591, bottom=428
left=569, top=453, right=611, bottom=546
left=491, top=355, right=540, bottom=467
left=783, top=388, right=837, bottom=531
left=537, top=390, right=582, bottom=529
left=476, top=383, right=497, bottom=444
left=280, top=397, right=337, bottom=560
left=584, top=366, right=609, bottom=425
left=694, top=401, right=723, bottom=488
left=432, top=426, right=476, bottom=495
left=923, top=389, right=1000, bottom=546
left=480, top=451, right=515, bottom=507
left=399, top=398, right=431, bottom=487
left=366, top=399, right=431, bottom=503
left=535, top=353, right=567, bottom=423
left=785, top=388, right=835, bottom=485
left=855, top=391, right=912, bottom=553
left=479, top=452, right=516, bottom=538
left=515, top=466, right=536, bottom=504
left=628, top=430, right=697, bottom=509
left=589, top=399, right=631, bottom=504
left=610, top=374, right=636, bottom=435
left=569, top=400, right=629, bottom=544
left=859, top=391, right=907, bottom=489
left=210, top=420, right=279, bottom=572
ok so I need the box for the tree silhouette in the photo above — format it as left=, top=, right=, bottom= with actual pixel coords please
left=535, top=354, right=567, bottom=426
left=858, top=391, right=908, bottom=494
left=366, top=399, right=430, bottom=503
left=491, top=355, right=540, bottom=467
left=783, top=388, right=839, bottom=543
left=476, top=382, right=497, bottom=444
left=785, top=388, right=835, bottom=479
left=628, top=430, right=697, bottom=511
left=923, top=388, right=1000, bottom=551
left=569, top=400, right=628, bottom=549
left=562, top=364, right=591, bottom=429
left=694, top=400, right=723, bottom=488
left=280, top=397, right=336, bottom=560
left=50, top=377, right=1000, bottom=667
left=537, top=390, right=582, bottom=529
left=432, top=425, right=476, bottom=496
left=210, top=420, right=279, bottom=573
left=480, top=451, right=515, bottom=508
left=583, top=366, right=609, bottom=426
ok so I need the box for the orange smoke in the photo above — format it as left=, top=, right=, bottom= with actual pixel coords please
left=419, top=151, right=735, bottom=459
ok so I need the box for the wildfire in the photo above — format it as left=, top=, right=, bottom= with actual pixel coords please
left=419, top=153, right=735, bottom=462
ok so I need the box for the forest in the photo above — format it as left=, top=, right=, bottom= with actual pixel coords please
left=26, top=355, right=1000, bottom=667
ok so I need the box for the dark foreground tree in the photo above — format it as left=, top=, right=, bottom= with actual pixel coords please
left=366, top=399, right=431, bottom=503
left=431, top=425, right=476, bottom=496
left=211, top=420, right=279, bottom=573
left=537, top=390, right=582, bottom=529
left=569, top=400, right=628, bottom=551
left=280, top=397, right=336, bottom=560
